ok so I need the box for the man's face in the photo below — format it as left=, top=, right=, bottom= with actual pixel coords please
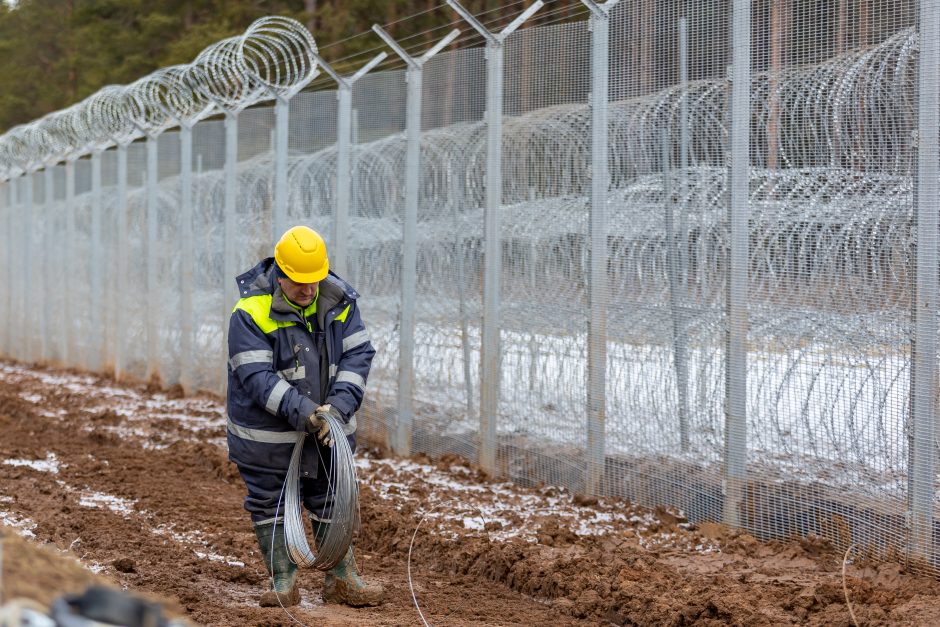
left=278, top=277, right=319, bottom=307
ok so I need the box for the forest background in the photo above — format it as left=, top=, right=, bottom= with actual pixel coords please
left=0, top=0, right=583, bottom=132
left=0, top=0, right=901, bottom=133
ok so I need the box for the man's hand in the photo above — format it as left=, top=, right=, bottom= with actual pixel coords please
left=307, top=404, right=342, bottom=447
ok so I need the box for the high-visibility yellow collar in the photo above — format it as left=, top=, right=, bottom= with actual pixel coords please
left=282, top=287, right=319, bottom=318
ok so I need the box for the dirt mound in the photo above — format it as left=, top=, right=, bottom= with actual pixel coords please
left=0, top=530, right=110, bottom=607
left=0, top=530, right=186, bottom=624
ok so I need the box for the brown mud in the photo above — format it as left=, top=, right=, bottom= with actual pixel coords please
left=0, top=360, right=938, bottom=626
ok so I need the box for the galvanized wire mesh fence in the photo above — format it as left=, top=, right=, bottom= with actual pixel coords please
left=0, top=1, right=938, bottom=573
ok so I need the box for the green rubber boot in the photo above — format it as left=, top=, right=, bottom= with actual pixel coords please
left=254, top=521, right=300, bottom=607
left=312, top=519, right=384, bottom=607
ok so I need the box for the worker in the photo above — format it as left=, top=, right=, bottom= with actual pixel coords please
left=226, top=225, right=384, bottom=608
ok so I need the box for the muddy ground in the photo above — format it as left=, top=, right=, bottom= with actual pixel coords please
left=0, top=360, right=938, bottom=626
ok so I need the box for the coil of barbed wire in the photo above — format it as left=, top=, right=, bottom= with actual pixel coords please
left=44, top=104, right=90, bottom=158
left=238, top=15, right=318, bottom=96
left=83, top=84, right=139, bottom=146
left=3, top=124, right=42, bottom=171
left=148, top=64, right=214, bottom=124
left=188, top=35, right=265, bottom=111
left=21, top=117, right=60, bottom=166
left=125, top=72, right=177, bottom=136
left=282, top=414, right=360, bottom=571
left=0, top=136, right=22, bottom=177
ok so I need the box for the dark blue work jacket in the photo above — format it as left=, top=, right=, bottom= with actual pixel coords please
left=225, top=257, right=375, bottom=478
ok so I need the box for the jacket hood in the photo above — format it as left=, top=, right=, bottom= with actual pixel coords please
left=235, top=258, right=278, bottom=299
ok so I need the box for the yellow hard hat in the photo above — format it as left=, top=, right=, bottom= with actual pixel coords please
left=274, top=226, right=329, bottom=283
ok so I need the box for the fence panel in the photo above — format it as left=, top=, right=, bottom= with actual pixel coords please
left=0, top=1, right=937, bottom=572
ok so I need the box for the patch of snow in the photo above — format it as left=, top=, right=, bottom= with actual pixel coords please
left=0, top=510, right=36, bottom=537
left=462, top=517, right=485, bottom=530
left=78, top=490, right=137, bottom=517
left=359, top=455, right=664, bottom=542
left=193, top=550, right=245, bottom=567
left=154, top=524, right=242, bottom=566
left=4, top=452, right=60, bottom=474
left=152, top=524, right=206, bottom=544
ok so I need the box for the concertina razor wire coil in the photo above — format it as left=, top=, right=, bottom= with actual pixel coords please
left=187, top=35, right=265, bottom=113
left=238, top=16, right=319, bottom=98
left=0, top=19, right=919, bottom=177
left=0, top=14, right=319, bottom=165
left=148, top=65, right=215, bottom=125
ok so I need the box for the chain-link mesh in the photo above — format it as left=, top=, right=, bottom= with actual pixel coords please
left=0, top=3, right=937, bottom=574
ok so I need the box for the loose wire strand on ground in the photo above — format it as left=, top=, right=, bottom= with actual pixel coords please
left=407, top=500, right=488, bottom=627
left=842, top=543, right=860, bottom=627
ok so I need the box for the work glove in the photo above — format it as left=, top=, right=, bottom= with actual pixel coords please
left=307, top=404, right=342, bottom=447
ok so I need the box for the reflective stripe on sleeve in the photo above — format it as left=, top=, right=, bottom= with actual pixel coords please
left=342, top=329, right=370, bottom=353
left=277, top=366, right=306, bottom=381
left=229, top=349, right=274, bottom=370
left=335, top=370, right=365, bottom=391
left=265, top=379, right=292, bottom=414
left=329, top=364, right=337, bottom=378
left=227, top=417, right=301, bottom=444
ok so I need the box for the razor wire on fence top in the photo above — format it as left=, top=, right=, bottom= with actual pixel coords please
left=0, top=0, right=938, bottom=575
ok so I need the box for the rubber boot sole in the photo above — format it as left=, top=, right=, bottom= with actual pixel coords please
left=323, top=579, right=384, bottom=607
left=259, top=584, right=301, bottom=607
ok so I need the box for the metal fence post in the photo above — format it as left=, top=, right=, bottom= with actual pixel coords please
left=662, top=128, right=691, bottom=456
left=9, top=178, right=17, bottom=360
left=909, top=0, right=939, bottom=562
left=14, top=176, right=24, bottom=361
left=447, top=0, right=544, bottom=475
left=179, top=125, right=195, bottom=392
left=313, top=53, right=386, bottom=279
left=725, top=0, right=751, bottom=528
left=146, top=135, right=159, bottom=380
left=41, top=166, right=54, bottom=363
left=90, top=150, right=104, bottom=372
left=222, top=111, right=239, bottom=390
left=580, top=0, right=617, bottom=493
left=373, top=24, right=461, bottom=458
left=23, top=172, right=36, bottom=362
left=1, top=182, right=9, bottom=357
left=335, top=87, right=352, bottom=277
left=273, top=96, right=289, bottom=242
left=677, top=15, right=691, bottom=452
left=64, top=159, right=75, bottom=365
left=480, top=31, right=505, bottom=476
left=115, top=144, right=129, bottom=379
left=2, top=181, right=12, bottom=358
